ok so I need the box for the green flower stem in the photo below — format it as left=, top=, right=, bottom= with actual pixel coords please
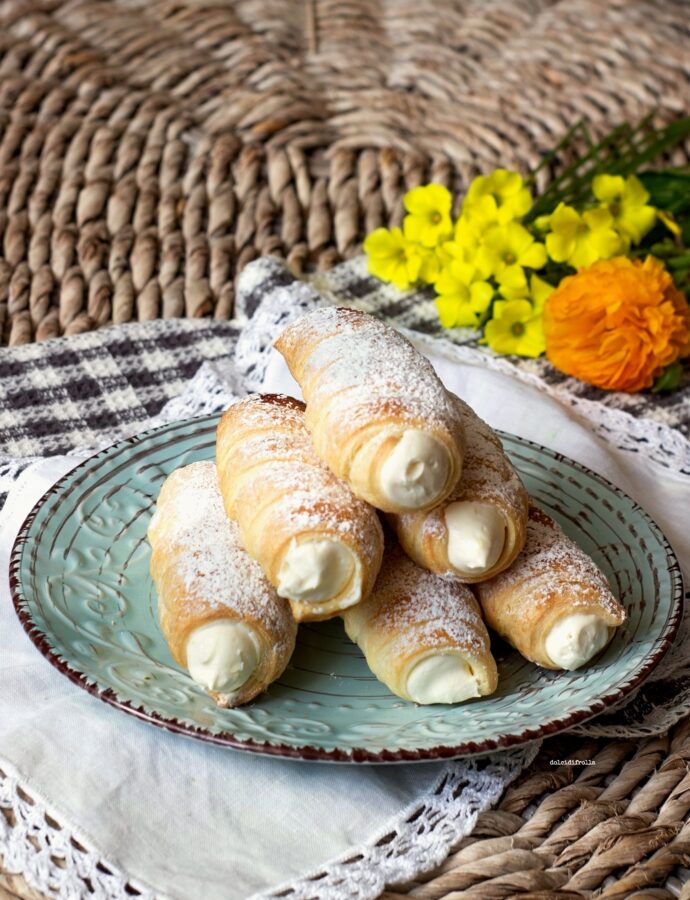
left=526, top=116, right=690, bottom=223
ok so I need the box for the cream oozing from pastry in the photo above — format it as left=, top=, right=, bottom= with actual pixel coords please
left=545, top=613, right=611, bottom=670
left=445, top=501, right=506, bottom=573
left=277, top=538, right=358, bottom=605
left=186, top=620, right=261, bottom=694
left=406, top=653, right=481, bottom=704
left=379, top=430, right=451, bottom=508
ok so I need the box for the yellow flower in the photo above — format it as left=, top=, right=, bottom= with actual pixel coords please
left=435, top=261, right=493, bottom=328
left=529, top=273, right=555, bottom=314
left=496, top=265, right=529, bottom=299
left=417, top=245, right=446, bottom=285
left=363, top=227, right=422, bottom=289
left=484, top=299, right=546, bottom=358
left=436, top=220, right=481, bottom=272
left=533, top=214, right=552, bottom=233
left=475, top=222, right=547, bottom=296
left=545, top=203, right=623, bottom=270
left=454, top=216, right=482, bottom=245
left=440, top=218, right=480, bottom=259
left=592, top=174, right=656, bottom=244
left=462, top=169, right=533, bottom=226
left=403, top=184, right=453, bottom=248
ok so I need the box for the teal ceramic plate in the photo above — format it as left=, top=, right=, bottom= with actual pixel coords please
left=11, top=415, right=684, bottom=763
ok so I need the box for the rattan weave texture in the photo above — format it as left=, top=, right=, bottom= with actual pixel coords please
left=1, top=0, right=690, bottom=345
left=382, top=720, right=690, bottom=899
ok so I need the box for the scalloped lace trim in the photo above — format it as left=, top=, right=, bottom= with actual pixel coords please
left=0, top=746, right=537, bottom=900
left=262, top=745, right=538, bottom=899
left=0, top=761, right=154, bottom=899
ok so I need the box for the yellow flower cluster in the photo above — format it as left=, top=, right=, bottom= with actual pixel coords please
left=364, top=171, right=550, bottom=356
left=362, top=184, right=453, bottom=290
left=363, top=170, right=660, bottom=359
left=543, top=175, right=656, bottom=269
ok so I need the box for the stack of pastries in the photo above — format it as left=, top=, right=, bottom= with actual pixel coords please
left=147, top=307, right=627, bottom=708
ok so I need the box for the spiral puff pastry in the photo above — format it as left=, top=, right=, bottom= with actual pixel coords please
left=342, top=542, right=498, bottom=704
left=216, top=394, right=384, bottom=622
left=390, top=395, right=528, bottom=582
left=475, top=505, right=627, bottom=670
left=147, top=462, right=296, bottom=707
left=274, top=307, right=465, bottom=513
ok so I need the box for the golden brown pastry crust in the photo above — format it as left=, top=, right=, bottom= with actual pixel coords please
left=274, top=307, right=465, bottom=513
left=148, top=461, right=296, bottom=706
left=216, top=393, right=384, bottom=621
left=389, top=393, right=528, bottom=582
left=474, top=504, right=627, bottom=669
left=342, top=541, right=498, bottom=702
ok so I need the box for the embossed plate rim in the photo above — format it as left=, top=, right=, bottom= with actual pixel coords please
left=9, top=415, right=685, bottom=763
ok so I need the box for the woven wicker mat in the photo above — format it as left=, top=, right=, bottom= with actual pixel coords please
left=1, top=0, right=690, bottom=346
left=2, top=0, right=690, bottom=897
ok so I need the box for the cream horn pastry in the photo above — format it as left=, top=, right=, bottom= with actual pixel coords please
left=274, top=307, right=465, bottom=514
left=475, top=504, right=627, bottom=670
left=389, top=394, right=528, bottom=582
left=147, top=461, right=296, bottom=707
left=216, top=394, right=384, bottom=622
left=342, top=541, right=498, bottom=704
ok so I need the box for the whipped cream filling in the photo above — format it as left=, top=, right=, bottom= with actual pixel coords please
left=379, top=430, right=451, bottom=509
left=545, top=613, right=611, bottom=670
left=186, top=619, right=260, bottom=694
left=406, top=653, right=481, bottom=704
left=277, top=538, right=356, bottom=604
left=445, top=501, right=506, bottom=573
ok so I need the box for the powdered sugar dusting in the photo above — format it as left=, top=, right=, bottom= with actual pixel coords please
left=478, top=504, right=625, bottom=619
left=148, top=461, right=293, bottom=647
left=358, top=541, right=491, bottom=657
left=276, top=307, right=464, bottom=434
left=218, top=394, right=383, bottom=571
left=420, top=397, right=527, bottom=544
left=453, top=397, right=526, bottom=506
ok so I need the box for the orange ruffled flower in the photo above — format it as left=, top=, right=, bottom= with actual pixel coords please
left=543, top=256, right=690, bottom=392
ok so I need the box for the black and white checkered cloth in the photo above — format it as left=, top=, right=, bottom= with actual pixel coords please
left=0, top=318, right=239, bottom=457
left=0, top=318, right=239, bottom=509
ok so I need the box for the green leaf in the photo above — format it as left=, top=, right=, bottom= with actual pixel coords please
left=526, top=116, right=690, bottom=222
left=651, top=362, right=684, bottom=394
left=639, top=170, right=690, bottom=214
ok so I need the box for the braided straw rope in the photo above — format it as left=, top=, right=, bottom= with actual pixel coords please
left=0, top=0, right=690, bottom=345
left=382, top=718, right=690, bottom=899
left=1, top=1, right=690, bottom=897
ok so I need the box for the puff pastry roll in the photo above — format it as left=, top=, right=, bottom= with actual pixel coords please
left=216, top=394, right=384, bottom=622
left=390, top=395, right=528, bottom=582
left=274, top=307, right=465, bottom=513
left=475, top=504, right=627, bottom=670
left=147, top=461, right=296, bottom=707
left=342, top=541, right=498, bottom=704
